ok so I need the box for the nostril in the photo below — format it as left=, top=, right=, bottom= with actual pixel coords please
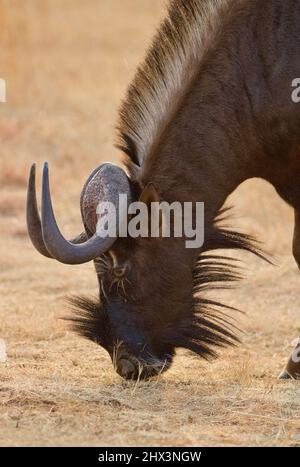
left=117, top=358, right=136, bottom=379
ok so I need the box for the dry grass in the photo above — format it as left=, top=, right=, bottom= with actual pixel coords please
left=0, top=0, right=300, bottom=447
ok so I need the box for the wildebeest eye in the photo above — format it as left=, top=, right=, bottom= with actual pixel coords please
left=113, top=265, right=127, bottom=278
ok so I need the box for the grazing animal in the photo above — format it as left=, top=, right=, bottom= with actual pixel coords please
left=27, top=0, right=300, bottom=380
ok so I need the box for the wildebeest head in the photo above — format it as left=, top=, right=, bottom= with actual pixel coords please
left=27, top=163, right=243, bottom=380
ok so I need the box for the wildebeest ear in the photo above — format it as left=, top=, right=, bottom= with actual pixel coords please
left=139, top=182, right=160, bottom=207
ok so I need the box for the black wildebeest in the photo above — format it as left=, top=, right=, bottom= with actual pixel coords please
left=27, top=0, right=300, bottom=380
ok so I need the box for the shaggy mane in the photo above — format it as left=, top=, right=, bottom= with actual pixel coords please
left=116, top=0, right=234, bottom=175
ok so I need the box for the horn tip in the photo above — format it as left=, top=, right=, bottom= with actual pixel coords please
left=29, top=163, right=36, bottom=176
left=28, top=163, right=37, bottom=189
left=42, top=162, right=50, bottom=183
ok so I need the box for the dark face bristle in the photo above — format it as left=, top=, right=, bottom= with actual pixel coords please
left=66, top=296, right=111, bottom=350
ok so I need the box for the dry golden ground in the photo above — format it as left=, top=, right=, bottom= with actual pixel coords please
left=0, top=0, right=300, bottom=447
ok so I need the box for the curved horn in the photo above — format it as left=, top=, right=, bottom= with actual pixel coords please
left=41, top=163, right=131, bottom=265
left=27, top=164, right=88, bottom=259
left=27, top=164, right=53, bottom=258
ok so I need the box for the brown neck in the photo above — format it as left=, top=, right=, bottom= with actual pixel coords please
left=140, top=75, right=260, bottom=224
